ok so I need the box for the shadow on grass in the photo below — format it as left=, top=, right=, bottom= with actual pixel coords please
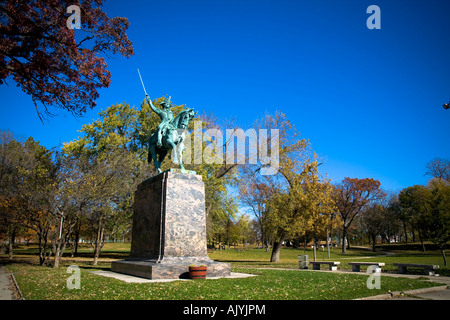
left=0, top=256, right=36, bottom=267
left=79, top=265, right=111, bottom=271
left=6, top=251, right=128, bottom=262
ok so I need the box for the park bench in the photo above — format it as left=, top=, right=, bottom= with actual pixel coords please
left=348, top=262, right=385, bottom=272
left=393, top=263, right=439, bottom=276
left=309, top=261, right=340, bottom=271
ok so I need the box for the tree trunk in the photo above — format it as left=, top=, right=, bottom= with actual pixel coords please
left=8, top=229, right=15, bottom=260
left=418, top=230, right=426, bottom=252
left=54, top=240, right=61, bottom=268
left=341, top=227, right=347, bottom=254
left=371, top=234, right=377, bottom=252
left=313, top=238, right=318, bottom=261
left=270, top=239, right=283, bottom=262
left=37, top=228, right=49, bottom=266
left=73, top=218, right=81, bottom=256
left=93, top=221, right=105, bottom=266
left=39, top=239, right=47, bottom=265
left=439, top=246, right=447, bottom=266
left=403, top=221, right=408, bottom=244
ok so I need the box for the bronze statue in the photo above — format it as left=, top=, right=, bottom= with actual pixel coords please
left=137, top=69, right=196, bottom=173
left=145, top=94, right=197, bottom=173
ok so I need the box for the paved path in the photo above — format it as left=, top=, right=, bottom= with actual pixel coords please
left=393, top=287, right=450, bottom=300
left=382, top=272, right=450, bottom=300
left=0, top=265, right=15, bottom=300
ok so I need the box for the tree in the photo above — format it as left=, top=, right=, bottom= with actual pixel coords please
left=334, top=177, right=384, bottom=254
left=398, top=185, right=431, bottom=250
left=8, top=137, right=59, bottom=265
left=0, top=0, right=133, bottom=119
left=424, top=180, right=450, bottom=265
left=383, top=192, right=402, bottom=244
left=239, top=110, right=307, bottom=261
left=239, top=111, right=337, bottom=262
left=234, top=214, right=253, bottom=247
left=425, top=158, right=449, bottom=183
left=362, top=202, right=387, bottom=252
left=399, top=182, right=450, bottom=265
left=63, top=131, right=147, bottom=265
left=239, top=180, right=274, bottom=250
left=0, top=132, right=66, bottom=264
left=0, top=131, right=23, bottom=258
left=266, top=156, right=338, bottom=262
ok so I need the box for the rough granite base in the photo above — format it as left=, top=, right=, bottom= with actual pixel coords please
left=111, top=170, right=230, bottom=279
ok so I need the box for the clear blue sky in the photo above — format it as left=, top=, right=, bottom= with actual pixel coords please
left=1, top=0, right=449, bottom=192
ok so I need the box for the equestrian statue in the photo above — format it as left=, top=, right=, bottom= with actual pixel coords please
left=137, top=69, right=196, bottom=174
left=145, top=94, right=197, bottom=174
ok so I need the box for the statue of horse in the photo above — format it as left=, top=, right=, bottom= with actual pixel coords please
left=148, top=108, right=197, bottom=173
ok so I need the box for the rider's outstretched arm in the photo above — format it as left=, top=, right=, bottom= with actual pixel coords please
left=146, top=94, right=163, bottom=117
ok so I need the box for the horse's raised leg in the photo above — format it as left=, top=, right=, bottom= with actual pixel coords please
left=167, top=141, right=178, bottom=165
left=177, top=140, right=185, bottom=170
left=156, top=148, right=168, bottom=173
left=149, top=143, right=162, bottom=173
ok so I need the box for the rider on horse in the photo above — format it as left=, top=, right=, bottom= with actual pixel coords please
left=145, top=94, right=174, bottom=147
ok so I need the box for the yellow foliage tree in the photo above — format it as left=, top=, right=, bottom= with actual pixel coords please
left=240, top=111, right=339, bottom=262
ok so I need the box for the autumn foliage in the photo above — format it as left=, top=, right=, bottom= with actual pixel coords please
left=0, top=0, right=134, bottom=118
left=333, top=177, right=385, bottom=253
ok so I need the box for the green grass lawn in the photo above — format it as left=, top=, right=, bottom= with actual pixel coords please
left=3, top=242, right=448, bottom=300
left=6, top=261, right=442, bottom=300
left=209, top=246, right=450, bottom=275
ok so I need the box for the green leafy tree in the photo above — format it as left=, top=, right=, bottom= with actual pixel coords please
left=266, top=156, right=338, bottom=262
left=0, top=134, right=59, bottom=265
left=420, top=180, right=450, bottom=265
left=399, top=182, right=450, bottom=265
left=0, top=131, right=23, bottom=258
left=63, top=102, right=151, bottom=264
left=398, top=185, right=431, bottom=250
left=362, top=202, right=388, bottom=252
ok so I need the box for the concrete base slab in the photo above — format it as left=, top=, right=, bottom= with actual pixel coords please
left=89, top=270, right=257, bottom=283
left=111, top=258, right=230, bottom=280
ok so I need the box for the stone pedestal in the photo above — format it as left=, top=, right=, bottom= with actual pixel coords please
left=111, top=170, right=230, bottom=279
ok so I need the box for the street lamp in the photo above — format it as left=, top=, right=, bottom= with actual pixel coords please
left=443, top=100, right=450, bottom=110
